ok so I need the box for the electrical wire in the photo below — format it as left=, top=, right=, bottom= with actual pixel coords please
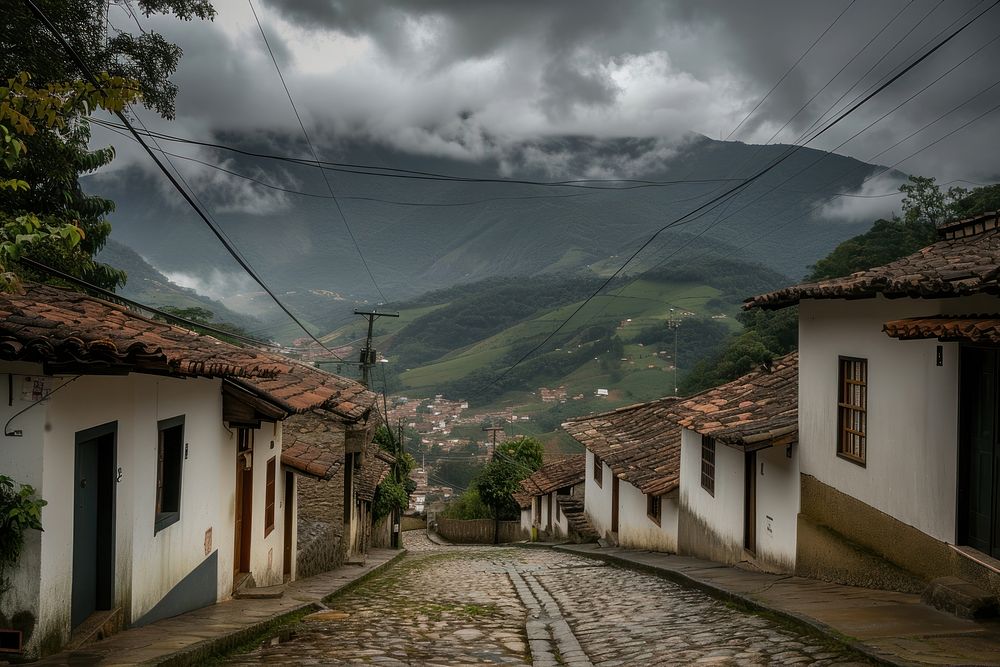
left=248, top=0, right=387, bottom=304
left=727, top=0, right=858, bottom=140
left=473, top=0, right=999, bottom=398
left=22, top=0, right=344, bottom=361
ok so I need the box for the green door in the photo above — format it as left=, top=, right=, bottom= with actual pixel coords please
left=959, top=347, right=1000, bottom=558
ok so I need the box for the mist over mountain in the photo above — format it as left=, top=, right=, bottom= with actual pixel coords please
left=86, top=133, right=901, bottom=333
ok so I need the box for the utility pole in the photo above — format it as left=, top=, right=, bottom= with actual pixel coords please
left=354, top=309, right=398, bottom=388
left=483, top=423, right=505, bottom=460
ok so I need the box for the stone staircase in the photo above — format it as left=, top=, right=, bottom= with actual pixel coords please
left=557, top=496, right=598, bottom=543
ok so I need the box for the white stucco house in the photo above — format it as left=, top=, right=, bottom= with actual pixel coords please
left=745, top=210, right=1000, bottom=598
left=563, top=400, right=682, bottom=552
left=516, top=455, right=588, bottom=541
left=0, top=284, right=376, bottom=658
left=660, top=353, right=799, bottom=574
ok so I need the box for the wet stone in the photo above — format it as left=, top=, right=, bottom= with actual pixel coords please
left=224, top=531, right=864, bottom=665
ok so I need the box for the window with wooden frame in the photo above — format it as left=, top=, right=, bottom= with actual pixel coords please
left=593, top=454, right=604, bottom=487
left=837, top=357, right=867, bottom=465
left=700, top=435, right=716, bottom=496
left=646, top=494, right=662, bottom=525
left=155, top=416, right=184, bottom=533
left=264, top=456, right=276, bottom=537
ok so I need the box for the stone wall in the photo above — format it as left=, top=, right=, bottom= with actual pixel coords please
left=402, top=515, right=426, bottom=531
left=436, top=518, right=526, bottom=544
left=296, top=470, right=346, bottom=578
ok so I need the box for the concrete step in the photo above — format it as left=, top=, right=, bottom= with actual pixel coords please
left=922, top=576, right=999, bottom=619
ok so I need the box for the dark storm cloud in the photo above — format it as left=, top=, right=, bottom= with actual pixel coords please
left=101, top=0, right=1000, bottom=190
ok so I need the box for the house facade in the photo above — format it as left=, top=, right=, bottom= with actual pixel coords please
left=663, top=354, right=799, bottom=574
left=517, top=455, right=587, bottom=541
left=746, top=211, right=1000, bottom=596
left=564, top=401, right=681, bottom=552
left=0, top=285, right=376, bottom=658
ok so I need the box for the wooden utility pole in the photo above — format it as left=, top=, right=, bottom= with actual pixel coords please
left=354, top=309, right=398, bottom=388
left=483, top=423, right=505, bottom=460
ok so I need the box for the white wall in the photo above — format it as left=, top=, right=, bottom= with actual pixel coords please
left=520, top=507, right=532, bottom=534
left=247, top=421, right=287, bottom=588
left=0, top=363, right=52, bottom=654
left=584, top=451, right=613, bottom=537
left=798, top=296, right=974, bottom=543
left=679, top=428, right=745, bottom=560
left=547, top=492, right=569, bottom=538
left=0, top=368, right=295, bottom=656
left=617, top=481, right=678, bottom=553
left=755, top=443, right=798, bottom=570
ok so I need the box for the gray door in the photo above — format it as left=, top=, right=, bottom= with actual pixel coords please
left=72, top=423, right=116, bottom=628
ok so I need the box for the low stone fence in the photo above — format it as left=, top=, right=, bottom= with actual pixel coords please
left=436, top=518, right=527, bottom=544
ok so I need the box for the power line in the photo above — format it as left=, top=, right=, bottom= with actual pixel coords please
left=474, top=0, right=999, bottom=399
left=249, top=0, right=387, bottom=304
left=22, top=0, right=344, bottom=361
left=87, top=117, right=745, bottom=191
left=726, top=0, right=858, bottom=140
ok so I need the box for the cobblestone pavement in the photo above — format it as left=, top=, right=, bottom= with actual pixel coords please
left=225, top=531, right=866, bottom=666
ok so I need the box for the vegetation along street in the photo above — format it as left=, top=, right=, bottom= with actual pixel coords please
left=2, top=1, right=1000, bottom=665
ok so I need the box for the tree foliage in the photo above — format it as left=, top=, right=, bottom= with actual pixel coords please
left=0, top=1, right=214, bottom=291
left=680, top=176, right=1000, bottom=394
left=0, top=72, right=140, bottom=289
left=473, top=436, right=544, bottom=524
left=372, top=425, right=417, bottom=523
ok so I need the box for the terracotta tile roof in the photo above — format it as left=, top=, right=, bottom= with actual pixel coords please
left=883, top=315, right=1000, bottom=344
left=519, top=455, right=585, bottom=497
left=513, top=488, right=532, bottom=510
left=660, top=352, right=798, bottom=448
left=233, top=357, right=378, bottom=421
left=563, top=399, right=681, bottom=496
left=0, top=283, right=279, bottom=379
left=280, top=410, right=346, bottom=480
left=0, top=284, right=377, bottom=423
left=355, top=438, right=393, bottom=502
left=745, top=212, right=1000, bottom=310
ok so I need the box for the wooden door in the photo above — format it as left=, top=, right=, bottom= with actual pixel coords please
left=546, top=494, right=552, bottom=532
left=283, top=471, right=294, bottom=579
left=960, top=347, right=1000, bottom=558
left=234, top=428, right=254, bottom=583
left=611, top=476, right=620, bottom=532
left=72, top=424, right=116, bottom=628
left=744, top=450, right=757, bottom=554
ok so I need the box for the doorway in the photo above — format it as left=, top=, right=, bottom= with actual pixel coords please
left=744, top=450, right=757, bottom=554
left=72, top=422, right=116, bottom=629
left=959, top=346, right=1000, bottom=558
left=283, top=471, right=294, bottom=580
left=611, top=476, right=620, bottom=533
left=233, top=428, right=254, bottom=588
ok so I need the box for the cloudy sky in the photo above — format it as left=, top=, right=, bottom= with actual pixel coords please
left=94, top=0, right=1000, bottom=221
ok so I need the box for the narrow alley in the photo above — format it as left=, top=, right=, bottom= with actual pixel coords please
left=224, top=531, right=864, bottom=666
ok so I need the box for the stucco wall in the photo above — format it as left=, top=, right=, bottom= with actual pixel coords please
left=798, top=296, right=973, bottom=543
left=584, top=451, right=613, bottom=537
left=754, top=443, right=798, bottom=571
left=0, top=363, right=54, bottom=654
left=678, top=428, right=744, bottom=565
left=1, top=369, right=291, bottom=656
left=617, top=480, right=678, bottom=553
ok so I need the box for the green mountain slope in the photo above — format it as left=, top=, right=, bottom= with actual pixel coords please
left=84, top=133, right=897, bottom=335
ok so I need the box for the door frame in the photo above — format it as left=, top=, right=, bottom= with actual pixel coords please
left=957, top=344, right=1000, bottom=557
left=72, top=421, right=117, bottom=628
left=233, top=428, right=254, bottom=587
left=744, top=450, right=757, bottom=554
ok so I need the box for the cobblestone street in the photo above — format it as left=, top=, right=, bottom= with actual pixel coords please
left=226, top=532, right=866, bottom=666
